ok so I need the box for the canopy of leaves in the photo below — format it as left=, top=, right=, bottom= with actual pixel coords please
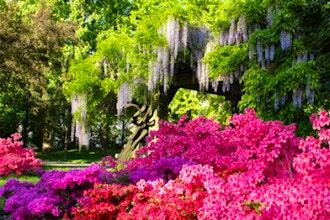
left=169, top=88, right=231, bottom=125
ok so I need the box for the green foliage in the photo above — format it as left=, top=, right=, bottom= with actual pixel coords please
left=65, top=57, right=100, bottom=97
left=2, top=0, right=330, bottom=145
left=169, top=88, right=231, bottom=124
left=205, top=44, right=248, bottom=79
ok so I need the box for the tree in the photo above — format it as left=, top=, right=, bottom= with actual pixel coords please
left=65, top=0, right=330, bottom=160
left=0, top=0, right=76, bottom=150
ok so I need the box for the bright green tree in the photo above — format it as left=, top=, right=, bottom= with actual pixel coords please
left=65, top=0, right=330, bottom=156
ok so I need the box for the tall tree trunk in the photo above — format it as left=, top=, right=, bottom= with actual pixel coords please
left=116, top=104, right=156, bottom=168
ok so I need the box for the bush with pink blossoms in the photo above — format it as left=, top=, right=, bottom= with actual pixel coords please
left=4, top=109, right=330, bottom=219
left=127, top=109, right=302, bottom=181
left=129, top=156, right=198, bottom=183
left=0, top=133, right=42, bottom=176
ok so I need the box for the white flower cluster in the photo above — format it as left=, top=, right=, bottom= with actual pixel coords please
left=197, top=60, right=210, bottom=91
left=117, top=82, right=132, bottom=115
left=189, top=26, right=210, bottom=90
left=150, top=19, right=213, bottom=93
left=211, top=80, right=219, bottom=93
left=71, top=94, right=90, bottom=147
left=219, top=16, right=247, bottom=46
left=221, top=75, right=231, bottom=93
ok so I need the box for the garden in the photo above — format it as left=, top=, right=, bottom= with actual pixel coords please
left=1, top=0, right=330, bottom=219
left=1, top=108, right=330, bottom=219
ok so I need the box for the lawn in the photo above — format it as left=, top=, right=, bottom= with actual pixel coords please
left=1, top=148, right=121, bottom=187
left=36, top=148, right=120, bottom=164
left=0, top=166, right=81, bottom=187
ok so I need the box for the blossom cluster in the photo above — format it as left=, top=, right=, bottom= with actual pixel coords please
left=129, top=156, right=198, bottom=183
left=2, top=109, right=330, bottom=219
left=127, top=109, right=301, bottom=181
left=0, top=133, right=42, bottom=176
left=0, top=164, right=109, bottom=219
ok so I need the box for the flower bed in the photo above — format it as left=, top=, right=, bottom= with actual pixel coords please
left=1, top=109, right=330, bottom=219
left=0, top=133, right=42, bottom=176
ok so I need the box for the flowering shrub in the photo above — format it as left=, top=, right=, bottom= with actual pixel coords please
left=0, top=133, right=42, bottom=176
left=0, top=164, right=109, bottom=219
left=68, top=166, right=206, bottom=220
left=129, top=156, right=198, bottom=183
left=127, top=109, right=301, bottom=181
left=100, top=155, right=117, bottom=168
left=293, top=110, right=330, bottom=176
left=3, top=109, right=330, bottom=219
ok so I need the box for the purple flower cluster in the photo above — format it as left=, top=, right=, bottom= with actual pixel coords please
left=0, top=164, right=109, bottom=219
left=129, top=157, right=197, bottom=183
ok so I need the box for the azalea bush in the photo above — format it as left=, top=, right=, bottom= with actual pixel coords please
left=2, top=109, right=330, bottom=219
left=0, top=164, right=111, bottom=219
left=127, top=109, right=301, bottom=181
left=0, top=133, right=42, bottom=176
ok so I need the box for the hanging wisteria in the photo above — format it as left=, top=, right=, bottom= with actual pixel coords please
left=256, top=93, right=261, bottom=104
left=189, top=26, right=210, bottom=91
left=239, top=16, right=248, bottom=43
left=228, top=18, right=236, bottom=45
left=147, top=17, right=181, bottom=94
left=219, top=30, right=229, bottom=46
left=292, top=87, right=303, bottom=108
left=264, top=44, right=270, bottom=64
left=166, top=17, right=180, bottom=60
left=269, top=43, right=275, bottom=61
left=274, top=91, right=279, bottom=112
left=196, top=60, right=210, bottom=91
left=221, top=75, right=231, bottom=93
left=256, top=39, right=264, bottom=66
left=71, top=94, right=90, bottom=149
left=181, top=22, right=189, bottom=52
left=303, top=52, right=308, bottom=62
left=229, top=73, right=234, bottom=84
left=211, top=80, right=219, bottom=93
left=308, top=90, right=314, bottom=105
left=280, top=93, right=287, bottom=106
left=306, top=76, right=314, bottom=104
left=148, top=60, right=158, bottom=91
left=280, top=30, right=292, bottom=50
left=266, top=7, right=274, bottom=28
left=249, top=46, right=254, bottom=60
left=220, top=16, right=247, bottom=46
left=306, top=76, right=311, bottom=99
left=117, top=82, right=132, bottom=115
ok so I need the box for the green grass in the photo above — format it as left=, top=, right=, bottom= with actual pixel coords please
left=36, top=148, right=120, bottom=164
left=0, top=166, right=87, bottom=187
left=0, top=148, right=121, bottom=187
left=0, top=173, right=40, bottom=187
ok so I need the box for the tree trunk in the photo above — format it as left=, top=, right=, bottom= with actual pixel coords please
left=116, top=104, right=156, bottom=168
